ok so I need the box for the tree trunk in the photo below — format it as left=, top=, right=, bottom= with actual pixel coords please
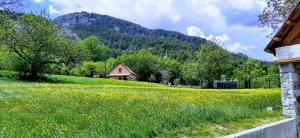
left=244, top=81, right=248, bottom=88
left=249, top=80, right=252, bottom=89
left=207, top=80, right=214, bottom=88
left=30, top=69, right=39, bottom=80
left=244, top=80, right=251, bottom=89
left=90, top=71, right=94, bottom=77
left=30, top=63, right=40, bottom=80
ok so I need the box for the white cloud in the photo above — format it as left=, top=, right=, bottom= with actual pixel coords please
left=33, top=0, right=44, bottom=3
left=213, top=34, right=231, bottom=43
left=187, top=26, right=231, bottom=43
left=169, top=14, right=182, bottom=22
left=186, top=26, right=258, bottom=54
left=187, top=0, right=227, bottom=30
left=228, top=0, right=267, bottom=11
left=256, top=0, right=267, bottom=11
left=49, top=5, right=60, bottom=15
left=228, top=0, right=254, bottom=11
left=227, top=43, right=256, bottom=53
left=187, top=26, right=205, bottom=37
left=47, top=0, right=178, bottom=27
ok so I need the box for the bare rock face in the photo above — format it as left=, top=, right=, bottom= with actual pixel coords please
left=58, top=25, right=79, bottom=40
left=54, top=12, right=94, bottom=27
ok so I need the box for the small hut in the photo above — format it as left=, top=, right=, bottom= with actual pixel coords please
left=106, top=64, right=137, bottom=81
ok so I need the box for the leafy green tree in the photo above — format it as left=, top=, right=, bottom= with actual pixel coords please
left=234, top=59, right=265, bottom=88
left=60, top=39, right=90, bottom=71
left=45, top=63, right=69, bottom=75
left=181, top=62, right=198, bottom=85
left=0, top=12, right=79, bottom=79
left=173, top=78, right=181, bottom=86
left=160, top=69, right=171, bottom=84
left=80, top=36, right=111, bottom=61
left=148, top=74, right=156, bottom=82
left=196, top=44, right=231, bottom=88
left=71, top=61, right=106, bottom=77
left=160, top=58, right=180, bottom=84
left=0, top=46, right=17, bottom=70
left=81, top=62, right=97, bottom=77
left=264, top=65, right=280, bottom=88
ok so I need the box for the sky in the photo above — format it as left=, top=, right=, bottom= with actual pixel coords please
left=24, top=0, right=276, bottom=61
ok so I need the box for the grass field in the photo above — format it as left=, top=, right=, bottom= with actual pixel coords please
left=0, top=74, right=284, bottom=137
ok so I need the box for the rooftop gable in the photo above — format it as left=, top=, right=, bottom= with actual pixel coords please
left=108, top=63, right=136, bottom=76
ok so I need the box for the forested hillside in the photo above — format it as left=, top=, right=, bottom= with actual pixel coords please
left=54, top=12, right=212, bottom=60
left=0, top=11, right=279, bottom=88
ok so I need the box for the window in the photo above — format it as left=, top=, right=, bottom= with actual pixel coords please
left=118, top=68, right=122, bottom=73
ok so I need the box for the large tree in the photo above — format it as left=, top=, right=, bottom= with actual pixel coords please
left=259, top=0, right=298, bottom=36
left=234, top=59, right=264, bottom=88
left=196, top=44, right=231, bottom=88
left=181, top=62, right=198, bottom=85
left=0, top=12, right=78, bottom=79
left=80, top=36, right=111, bottom=61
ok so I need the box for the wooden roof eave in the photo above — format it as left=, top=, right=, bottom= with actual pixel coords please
left=265, top=2, right=300, bottom=55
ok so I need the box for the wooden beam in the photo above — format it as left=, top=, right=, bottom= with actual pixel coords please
left=274, top=37, right=283, bottom=42
left=295, top=62, right=300, bottom=69
left=286, top=20, right=296, bottom=26
left=276, top=57, right=300, bottom=64
left=282, top=20, right=300, bottom=46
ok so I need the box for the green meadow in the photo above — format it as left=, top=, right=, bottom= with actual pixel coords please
left=0, top=74, right=284, bottom=137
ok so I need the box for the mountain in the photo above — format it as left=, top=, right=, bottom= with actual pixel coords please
left=54, top=12, right=212, bottom=61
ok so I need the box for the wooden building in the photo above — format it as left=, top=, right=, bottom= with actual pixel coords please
left=265, top=1, right=300, bottom=117
left=106, top=64, right=137, bottom=81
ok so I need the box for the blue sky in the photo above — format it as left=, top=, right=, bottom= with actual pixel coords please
left=25, top=0, right=275, bottom=61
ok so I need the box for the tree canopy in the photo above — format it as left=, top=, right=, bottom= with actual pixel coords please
left=80, top=36, right=111, bottom=61
left=196, top=44, right=231, bottom=88
left=259, top=0, right=298, bottom=36
left=0, top=12, right=82, bottom=79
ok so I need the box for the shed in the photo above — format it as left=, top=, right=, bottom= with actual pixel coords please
left=106, top=64, right=137, bottom=81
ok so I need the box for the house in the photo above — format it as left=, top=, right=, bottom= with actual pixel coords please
left=106, top=64, right=137, bottom=81
left=264, top=1, right=300, bottom=118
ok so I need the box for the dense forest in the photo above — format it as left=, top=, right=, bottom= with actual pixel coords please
left=55, top=12, right=244, bottom=61
left=0, top=11, right=280, bottom=88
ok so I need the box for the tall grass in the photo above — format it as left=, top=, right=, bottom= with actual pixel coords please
left=0, top=75, right=283, bottom=137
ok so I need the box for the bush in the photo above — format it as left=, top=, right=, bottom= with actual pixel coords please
left=45, top=63, right=69, bottom=75
left=0, top=70, right=19, bottom=79
left=71, top=61, right=106, bottom=77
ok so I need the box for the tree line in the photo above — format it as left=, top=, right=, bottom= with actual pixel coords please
left=0, top=10, right=280, bottom=88
left=54, top=39, right=280, bottom=88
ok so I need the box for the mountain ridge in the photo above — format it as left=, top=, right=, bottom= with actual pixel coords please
left=54, top=11, right=206, bottom=45
left=54, top=11, right=249, bottom=61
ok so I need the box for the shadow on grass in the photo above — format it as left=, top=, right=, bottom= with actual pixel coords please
left=0, top=70, right=72, bottom=84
